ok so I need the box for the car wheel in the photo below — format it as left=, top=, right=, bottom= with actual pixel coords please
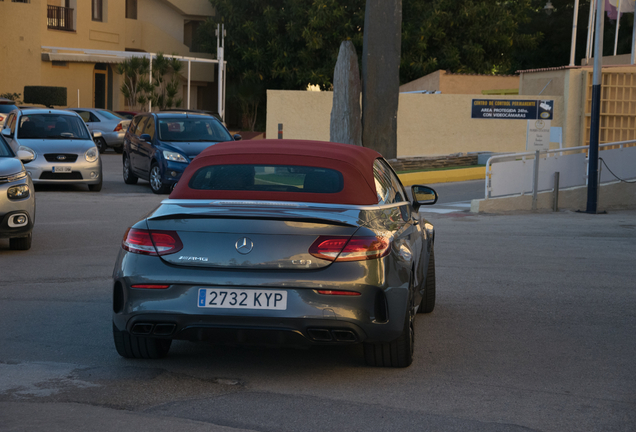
left=95, top=137, right=108, bottom=153
left=114, top=146, right=124, bottom=154
left=363, top=294, right=414, bottom=368
left=112, top=323, right=171, bottom=359
left=418, top=245, right=436, bottom=314
left=123, top=154, right=138, bottom=185
left=149, top=163, right=169, bottom=194
left=9, top=233, right=32, bottom=251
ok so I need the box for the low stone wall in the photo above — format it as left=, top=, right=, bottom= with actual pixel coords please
left=388, top=154, right=479, bottom=172
left=471, top=181, right=636, bottom=213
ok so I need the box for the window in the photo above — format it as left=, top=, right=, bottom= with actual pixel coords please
left=373, top=159, right=406, bottom=205
left=189, top=165, right=344, bottom=194
left=133, top=117, right=148, bottom=138
left=17, top=114, right=91, bottom=140
left=158, top=118, right=232, bottom=143
left=142, top=116, right=155, bottom=140
left=125, top=0, right=137, bottom=19
left=92, top=0, right=102, bottom=21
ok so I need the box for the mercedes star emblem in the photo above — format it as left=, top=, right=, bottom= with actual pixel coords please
left=235, top=237, right=253, bottom=255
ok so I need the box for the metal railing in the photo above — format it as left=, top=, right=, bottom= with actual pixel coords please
left=485, top=140, right=636, bottom=199
left=47, top=5, right=74, bottom=32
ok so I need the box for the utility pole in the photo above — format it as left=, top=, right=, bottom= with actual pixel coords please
left=586, top=0, right=605, bottom=213
left=216, top=24, right=225, bottom=123
left=570, top=0, right=580, bottom=66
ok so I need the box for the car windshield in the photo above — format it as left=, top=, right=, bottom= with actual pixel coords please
left=158, top=117, right=232, bottom=142
left=0, top=135, right=14, bottom=157
left=0, top=104, right=17, bottom=114
left=17, top=114, right=91, bottom=140
left=189, top=164, right=344, bottom=193
left=97, top=110, right=125, bottom=120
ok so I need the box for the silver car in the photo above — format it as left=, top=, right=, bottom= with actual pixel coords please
left=0, top=134, right=35, bottom=250
left=66, top=108, right=131, bottom=153
left=1, top=109, right=102, bottom=192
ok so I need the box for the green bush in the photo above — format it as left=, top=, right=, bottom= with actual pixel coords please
left=23, top=86, right=67, bottom=107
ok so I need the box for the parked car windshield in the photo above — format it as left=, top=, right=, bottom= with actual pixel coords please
left=189, top=164, right=344, bottom=193
left=0, top=135, right=14, bottom=157
left=97, top=110, right=125, bottom=120
left=0, top=103, right=17, bottom=114
left=17, top=114, right=91, bottom=140
left=158, top=117, right=232, bottom=142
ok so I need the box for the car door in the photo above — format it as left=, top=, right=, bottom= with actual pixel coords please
left=128, top=116, right=147, bottom=175
left=136, top=115, right=156, bottom=178
left=373, top=159, right=426, bottom=296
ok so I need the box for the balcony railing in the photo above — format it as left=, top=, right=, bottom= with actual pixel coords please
left=47, top=5, right=74, bottom=32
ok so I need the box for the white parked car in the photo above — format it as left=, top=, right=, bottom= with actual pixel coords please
left=1, top=109, right=103, bottom=192
left=66, top=108, right=131, bottom=153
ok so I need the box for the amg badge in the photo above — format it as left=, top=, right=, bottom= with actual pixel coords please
left=179, top=256, right=209, bottom=262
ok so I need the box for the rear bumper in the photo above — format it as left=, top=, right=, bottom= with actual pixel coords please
left=112, top=252, right=411, bottom=345
left=115, top=313, right=367, bottom=347
left=102, top=131, right=126, bottom=147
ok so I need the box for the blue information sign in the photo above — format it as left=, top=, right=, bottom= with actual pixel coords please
left=471, top=99, right=553, bottom=120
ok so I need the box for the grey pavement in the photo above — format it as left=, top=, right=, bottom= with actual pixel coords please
left=0, top=154, right=634, bottom=431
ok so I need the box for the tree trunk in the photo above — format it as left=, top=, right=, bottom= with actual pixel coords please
left=330, top=41, right=362, bottom=146
left=362, top=0, right=402, bottom=159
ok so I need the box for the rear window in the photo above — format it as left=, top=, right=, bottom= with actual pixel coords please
left=0, top=104, right=17, bottom=114
left=189, top=165, right=344, bottom=194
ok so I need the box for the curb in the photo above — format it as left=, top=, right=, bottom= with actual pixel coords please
left=398, top=167, right=486, bottom=186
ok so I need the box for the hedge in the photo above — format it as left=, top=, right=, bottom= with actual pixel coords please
left=23, top=86, right=67, bottom=107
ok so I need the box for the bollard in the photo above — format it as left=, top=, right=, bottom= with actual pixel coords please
left=553, top=172, right=560, bottom=212
left=278, top=123, right=283, bottom=139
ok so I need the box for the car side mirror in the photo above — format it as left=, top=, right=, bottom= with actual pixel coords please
left=92, top=131, right=103, bottom=139
left=412, top=185, right=438, bottom=211
left=233, top=134, right=242, bottom=141
left=16, top=150, right=35, bottom=162
left=140, top=134, right=152, bottom=142
left=2, top=129, right=11, bottom=138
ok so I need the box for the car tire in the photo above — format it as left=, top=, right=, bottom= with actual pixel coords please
left=112, top=323, right=171, bottom=359
left=363, top=296, right=414, bottom=368
left=114, top=146, right=124, bottom=154
left=95, top=137, right=107, bottom=153
left=418, top=246, right=436, bottom=314
left=123, top=154, right=138, bottom=185
left=9, top=233, right=32, bottom=251
left=149, top=163, right=169, bottom=194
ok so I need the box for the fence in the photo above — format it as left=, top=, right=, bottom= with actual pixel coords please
left=485, top=140, right=636, bottom=199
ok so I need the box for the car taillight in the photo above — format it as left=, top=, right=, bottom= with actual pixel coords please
left=0, top=115, right=4, bottom=122
left=114, top=123, right=123, bottom=132
left=122, top=228, right=183, bottom=256
left=309, top=235, right=391, bottom=262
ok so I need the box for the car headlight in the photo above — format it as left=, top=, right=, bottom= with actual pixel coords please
left=7, top=184, right=30, bottom=200
left=163, top=151, right=188, bottom=163
left=85, top=147, right=99, bottom=163
left=18, top=146, right=37, bottom=160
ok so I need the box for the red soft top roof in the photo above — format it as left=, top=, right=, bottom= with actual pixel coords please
left=170, top=139, right=383, bottom=205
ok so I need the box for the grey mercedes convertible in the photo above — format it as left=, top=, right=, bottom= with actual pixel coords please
left=112, top=140, right=438, bottom=367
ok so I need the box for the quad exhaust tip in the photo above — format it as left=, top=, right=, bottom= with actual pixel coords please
left=131, top=323, right=176, bottom=336
left=307, top=328, right=357, bottom=343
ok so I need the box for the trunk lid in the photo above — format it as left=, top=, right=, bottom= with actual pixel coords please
left=145, top=202, right=366, bottom=270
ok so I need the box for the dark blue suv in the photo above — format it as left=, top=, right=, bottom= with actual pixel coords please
left=122, top=112, right=239, bottom=193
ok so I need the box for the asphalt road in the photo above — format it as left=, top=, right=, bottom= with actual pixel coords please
left=0, top=154, right=634, bottom=431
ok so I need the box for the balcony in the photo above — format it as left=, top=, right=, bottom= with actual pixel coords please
left=47, top=5, right=74, bottom=32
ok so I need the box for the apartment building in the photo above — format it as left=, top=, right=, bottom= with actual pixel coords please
left=0, top=0, right=217, bottom=112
